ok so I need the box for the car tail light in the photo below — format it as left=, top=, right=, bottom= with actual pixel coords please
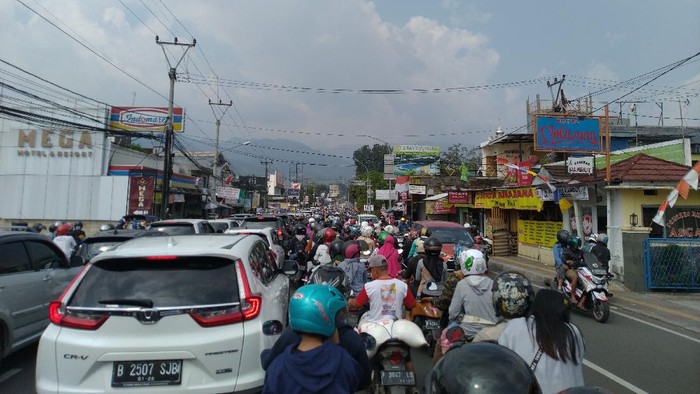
left=277, top=228, right=283, bottom=237
left=190, top=259, right=262, bottom=327
left=49, top=301, right=109, bottom=330
left=145, top=255, right=179, bottom=260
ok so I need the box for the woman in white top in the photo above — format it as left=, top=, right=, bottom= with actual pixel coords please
left=498, top=289, right=585, bottom=394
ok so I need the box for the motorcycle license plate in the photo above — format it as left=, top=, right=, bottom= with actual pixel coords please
left=112, top=360, right=182, bottom=387
left=381, top=370, right=416, bottom=386
left=424, top=319, right=441, bottom=330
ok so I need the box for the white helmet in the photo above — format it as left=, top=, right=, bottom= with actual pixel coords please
left=464, top=223, right=471, bottom=229
left=456, top=249, right=487, bottom=276
left=361, top=225, right=374, bottom=237
left=588, top=233, right=598, bottom=243
left=308, top=217, right=315, bottom=223
left=360, top=221, right=368, bottom=228
left=384, top=225, right=395, bottom=234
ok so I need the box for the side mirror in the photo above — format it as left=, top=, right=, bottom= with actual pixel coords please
left=70, top=255, right=85, bottom=267
left=282, top=260, right=298, bottom=276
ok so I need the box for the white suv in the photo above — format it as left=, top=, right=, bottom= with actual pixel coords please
left=36, top=234, right=292, bottom=393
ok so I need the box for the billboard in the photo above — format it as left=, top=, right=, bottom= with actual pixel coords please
left=109, top=107, right=185, bottom=132
left=376, top=190, right=398, bottom=201
left=534, top=115, right=601, bottom=153
left=393, top=145, right=440, bottom=176
left=128, top=176, right=156, bottom=215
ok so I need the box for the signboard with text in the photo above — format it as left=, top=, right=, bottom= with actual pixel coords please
left=448, top=192, right=471, bottom=205
left=376, top=190, right=398, bottom=201
left=109, top=107, right=184, bottom=132
left=128, top=176, right=155, bottom=215
left=393, top=145, right=440, bottom=176
left=664, top=207, right=700, bottom=237
left=409, top=185, right=426, bottom=195
left=567, top=156, right=594, bottom=174
left=536, top=186, right=589, bottom=201
left=517, top=220, right=560, bottom=247
left=474, top=188, right=544, bottom=211
left=426, top=200, right=456, bottom=215
left=534, top=115, right=601, bottom=153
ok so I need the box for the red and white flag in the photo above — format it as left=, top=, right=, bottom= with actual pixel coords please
left=395, top=176, right=410, bottom=192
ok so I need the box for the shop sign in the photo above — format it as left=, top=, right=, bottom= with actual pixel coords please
left=376, top=190, right=398, bottom=201
left=409, top=185, right=426, bottom=195
left=448, top=192, right=471, bottom=204
left=109, top=106, right=185, bottom=132
left=566, top=156, right=594, bottom=174
left=536, top=186, right=589, bottom=201
left=16, top=129, right=94, bottom=158
left=474, top=188, right=543, bottom=211
left=216, top=186, right=239, bottom=199
left=517, top=220, right=560, bottom=247
left=664, top=208, right=700, bottom=237
left=534, top=115, right=601, bottom=153
left=427, top=200, right=456, bottom=215
left=128, top=176, right=155, bottom=215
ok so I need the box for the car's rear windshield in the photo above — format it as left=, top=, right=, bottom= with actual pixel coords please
left=68, top=256, right=239, bottom=308
left=210, top=222, right=230, bottom=232
left=150, top=223, right=196, bottom=235
left=80, top=240, right=130, bottom=260
left=430, top=227, right=473, bottom=244
left=242, top=218, right=279, bottom=229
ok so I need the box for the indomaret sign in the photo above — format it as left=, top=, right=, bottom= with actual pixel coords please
left=534, top=115, right=602, bottom=153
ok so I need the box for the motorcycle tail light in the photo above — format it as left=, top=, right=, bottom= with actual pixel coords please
left=389, top=350, right=403, bottom=366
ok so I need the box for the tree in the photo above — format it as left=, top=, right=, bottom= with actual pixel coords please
left=352, top=143, right=392, bottom=177
left=439, top=143, right=481, bottom=177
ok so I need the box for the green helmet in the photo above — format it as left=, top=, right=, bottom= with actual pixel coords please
left=569, top=235, right=581, bottom=249
left=289, top=284, right=347, bottom=337
left=377, top=231, right=390, bottom=246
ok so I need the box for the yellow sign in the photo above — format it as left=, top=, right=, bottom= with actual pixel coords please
left=517, top=220, right=560, bottom=247
left=474, top=188, right=543, bottom=211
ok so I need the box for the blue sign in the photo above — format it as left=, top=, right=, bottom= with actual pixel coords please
left=535, top=116, right=601, bottom=152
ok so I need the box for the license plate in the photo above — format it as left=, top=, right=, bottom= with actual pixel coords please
left=112, top=360, right=182, bottom=387
left=380, top=370, right=415, bottom=386
left=424, top=319, right=441, bottom=330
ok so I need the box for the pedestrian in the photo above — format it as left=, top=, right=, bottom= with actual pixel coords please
left=263, top=284, right=362, bottom=394
left=498, top=289, right=585, bottom=394
left=554, top=229, right=570, bottom=293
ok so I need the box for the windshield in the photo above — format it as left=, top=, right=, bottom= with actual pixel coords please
left=77, top=240, right=126, bottom=260
left=430, top=227, right=474, bottom=244
left=242, top=219, right=279, bottom=230
left=150, top=223, right=196, bottom=235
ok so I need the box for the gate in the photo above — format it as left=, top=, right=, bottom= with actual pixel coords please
left=643, top=238, right=700, bottom=290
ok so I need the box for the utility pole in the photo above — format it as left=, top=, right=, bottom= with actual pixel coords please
left=261, top=160, right=272, bottom=209
left=209, top=99, right=232, bottom=190
left=156, top=36, right=195, bottom=219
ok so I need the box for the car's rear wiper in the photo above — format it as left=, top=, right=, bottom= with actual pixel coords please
left=98, top=298, right=154, bottom=308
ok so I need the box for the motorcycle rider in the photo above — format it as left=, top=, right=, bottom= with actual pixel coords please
left=564, top=235, right=586, bottom=309
left=592, top=233, right=612, bottom=277
left=337, top=242, right=367, bottom=296
left=356, top=225, right=376, bottom=254
left=473, top=271, right=534, bottom=343
left=52, top=223, right=77, bottom=258
left=415, top=237, right=447, bottom=297
left=262, top=284, right=363, bottom=394
left=447, top=247, right=497, bottom=341
left=403, top=238, right=425, bottom=296
left=289, top=224, right=308, bottom=262
left=72, top=221, right=86, bottom=242
left=554, top=229, right=570, bottom=293
left=425, top=342, right=541, bottom=394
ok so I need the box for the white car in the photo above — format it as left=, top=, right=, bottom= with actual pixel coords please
left=225, top=227, right=286, bottom=268
left=36, top=234, right=293, bottom=393
left=209, top=219, right=240, bottom=233
left=149, top=219, right=215, bottom=235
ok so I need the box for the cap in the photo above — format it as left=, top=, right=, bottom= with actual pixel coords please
left=368, top=254, right=388, bottom=268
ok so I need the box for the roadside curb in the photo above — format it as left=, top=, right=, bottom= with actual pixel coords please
left=488, top=256, right=700, bottom=336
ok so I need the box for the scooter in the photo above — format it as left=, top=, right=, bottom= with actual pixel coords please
left=357, top=319, right=427, bottom=394
left=407, top=281, right=443, bottom=354
left=553, top=252, right=612, bottom=323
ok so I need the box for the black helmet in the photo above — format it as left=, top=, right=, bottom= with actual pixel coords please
left=74, top=221, right=83, bottom=230
left=48, top=224, right=57, bottom=233
left=492, top=271, right=534, bottom=319
left=329, top=239, right=345, bottom=260
left=556, top=229, right=570, bottom=245
left=308, top=265, right=350, bottom=297
left=426, top=342, right=541, bottom=394
left=424, top=237, right=442, bottom=256
left=295, top=224, right=306, bottom=235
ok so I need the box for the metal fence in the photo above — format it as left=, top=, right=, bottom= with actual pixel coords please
left=643, top=238, right=700, bottom=290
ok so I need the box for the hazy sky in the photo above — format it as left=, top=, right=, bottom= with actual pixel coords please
left=2, top=0, right=699, bottom=173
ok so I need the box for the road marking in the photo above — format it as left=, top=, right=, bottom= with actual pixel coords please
left=611, top=310, right=700, bottom=344
left=583, top=359, right=648, bottom=394
left=0, top=368, right=21, bottom=384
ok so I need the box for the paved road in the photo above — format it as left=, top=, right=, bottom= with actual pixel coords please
left=3, top=303, right=700, bottom=393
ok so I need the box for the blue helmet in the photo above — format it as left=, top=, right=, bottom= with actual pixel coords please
left=289, top=284, right=347, bottom=337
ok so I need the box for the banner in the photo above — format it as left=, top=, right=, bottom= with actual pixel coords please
left=534, top=115, right=601, bottom=153
left=517, top=220, right=561, bottom=247
left=536, top=186, right=589, bottom=201
left=376, top=190, right=398, bottom=201
left=128, top=176, right=155, bottom=215
left=663, top=207, right=700, bottom=237
left=474, top=188, right=544, bottom=211
left=448, top=192, right=471, bottom=205
left=567, top=156, right=594, bottom=174
left=409, top=184, right=426, bottom=195
left=393, top=145, right=440, bottom=176
left=426, top=200, right=456, bottom=215
left=216, top=186, right=240, bottom=199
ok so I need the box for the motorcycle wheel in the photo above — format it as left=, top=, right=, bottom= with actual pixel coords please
left=592, top=299, right=610, bottom=323
left=413, top=316, right=435, bottom=354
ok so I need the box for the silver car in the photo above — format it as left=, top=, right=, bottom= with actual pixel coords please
left=0, top=231, right=82, bottom=369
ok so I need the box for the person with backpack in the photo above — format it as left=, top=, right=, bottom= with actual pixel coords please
left=337, top=242, right=367, bottom=296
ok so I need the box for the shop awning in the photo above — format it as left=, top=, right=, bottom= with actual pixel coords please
left=424, top=192, right=448, bottom=201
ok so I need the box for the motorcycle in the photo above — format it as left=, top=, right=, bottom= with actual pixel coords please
left=407, top=281, right=443, bottom=354
left=357, top=319, right=427, bottom=394
left=553, top=250, right=612, bottom=323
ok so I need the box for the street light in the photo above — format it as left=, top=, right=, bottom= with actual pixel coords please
left=213, top=140, right=250, bottom=188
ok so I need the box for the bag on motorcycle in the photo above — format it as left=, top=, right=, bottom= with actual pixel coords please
left=357, top=319, right=427, bottom=358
